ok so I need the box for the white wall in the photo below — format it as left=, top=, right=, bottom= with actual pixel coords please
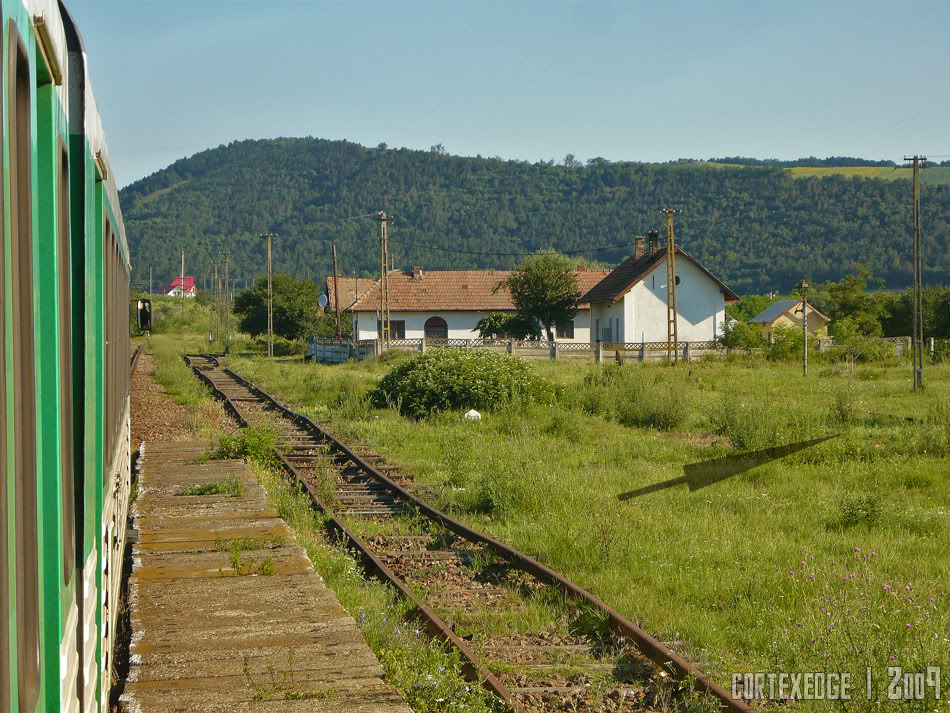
left=166, top=287, right=196, bottom=298
left=588, top=302, right=626, bottom=342
left=628, top=257, right=724, bottom=342
left=352, top=309, right=593, bottom=342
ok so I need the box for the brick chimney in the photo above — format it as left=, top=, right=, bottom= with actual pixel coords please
left=412, top=266, right=423, bottom=280
left=647, top=230, right=660, bottom=255
left=634, top=236, right=645, bottom=259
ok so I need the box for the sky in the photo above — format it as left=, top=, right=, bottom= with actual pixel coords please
left=68, top=0, right=950, bottom=189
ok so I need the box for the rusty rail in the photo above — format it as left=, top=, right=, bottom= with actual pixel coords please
left=187, top=355, right=756, bottom=713
left=130, top=344, right=143, bottom=373
left=185, top=355, right=516, bottom=707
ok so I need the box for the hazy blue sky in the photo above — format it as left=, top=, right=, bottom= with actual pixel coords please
left=68, top=1, right=949, bottom=189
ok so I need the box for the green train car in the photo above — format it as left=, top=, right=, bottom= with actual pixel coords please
left=2, top=1, right=131, bottom=711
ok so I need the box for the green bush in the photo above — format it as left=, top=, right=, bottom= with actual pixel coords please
left=614, top=380, right=687, bottom=431
left=766, top=324, right=818, bottom=362
left=369, top=348, right=560, bottom=418
left=271, top=336, right=305, bottom=356
left=717, top=319, right=763, bottom=349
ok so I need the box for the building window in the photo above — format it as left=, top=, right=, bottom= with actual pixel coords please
left=377, top=320, right=406, bottom=339
left=424, top=316, right=448, bottom=339
left=555, top=321, right=574, bottom=339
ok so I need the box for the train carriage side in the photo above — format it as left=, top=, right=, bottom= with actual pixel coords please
left=1, top=2, right=131, bottom=712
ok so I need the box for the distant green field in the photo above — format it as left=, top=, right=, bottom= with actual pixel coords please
left=789, top=165, right=950, bottom=185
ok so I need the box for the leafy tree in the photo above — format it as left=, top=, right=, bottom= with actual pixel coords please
left=726, top=293, right=778, bottom=322
left=496, top=252, right=580, bottom=341
left=233, top=274, right=321, bottom=340
left=766, top=324, right=817, bottom=362
left=812, top=266, right=889, bottom=336
left=474, top=312, right=541, bottom=340
left=562, top=153, right=581, bottom=169
left=830, top=317, right=892, bottom=375
left=718, top=319, right=763, bottom=349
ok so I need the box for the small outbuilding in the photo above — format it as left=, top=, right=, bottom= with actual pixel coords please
left=749, top=300, right=830, bottom=338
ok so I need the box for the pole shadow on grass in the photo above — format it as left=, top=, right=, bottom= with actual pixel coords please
left=617, top=435, right=839, bottom=501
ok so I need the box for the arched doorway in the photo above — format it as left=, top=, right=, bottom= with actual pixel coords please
left=424, top=316, right=448, bottom=340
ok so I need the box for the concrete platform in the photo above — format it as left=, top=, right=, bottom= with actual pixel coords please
left=120, top=442, right=410, bottom=713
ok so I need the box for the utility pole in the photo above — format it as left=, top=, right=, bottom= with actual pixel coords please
left=905, top=155, right=926, bottom=391
left=213, top=262, right=219, bottom=343
left=180, top=250, right=185, bottom=318
left=261, top=233, right=277, bottom=357
left=149, top=266, right=152, bottom=297
left=374, top=212, right=394, bottom=350
left=663, top=209, right=679, bottom=363
left=224, top=251, right=230, bottom=354
left=332, top=243, right=342, bottom=340
left=798, top=280, right=809, bottom=376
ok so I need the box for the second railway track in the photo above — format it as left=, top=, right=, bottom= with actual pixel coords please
left=185, top=354, right=754, bottom=713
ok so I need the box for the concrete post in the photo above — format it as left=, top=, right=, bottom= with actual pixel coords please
left=551, top=341, right=558, bottom=360
left=639, top=341, right=645, bottom=362
left=466, top=339, right=473, bottom=348
left=595, top=341, right=602, bottom=363
left=684, top=341, right=690, bottom=363
left=507, top=339, right=514, bottom=355
left=420, top=338, right=426, bottom=353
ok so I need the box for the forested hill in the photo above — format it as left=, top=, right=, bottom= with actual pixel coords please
left=119, top=138, right=950, bottom=295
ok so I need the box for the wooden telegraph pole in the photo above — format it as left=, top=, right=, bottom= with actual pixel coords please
left=180, top=250, right=185, bottom=318
left=332, top=243, right=342, bottom=340
left=261, top=233, right=277, bottom=357
left=663, top=209, right=679, bottom=364
left=799, top=280, right=808, bottom=376
left=905, top=155, right=926, bottom=391
left=224, top=251, right=230, bottom=353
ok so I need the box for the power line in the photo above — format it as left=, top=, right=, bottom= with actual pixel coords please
left=385, top=237, right=634, bottom=257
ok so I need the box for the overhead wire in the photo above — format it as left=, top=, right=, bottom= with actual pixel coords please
left=385, top=237, right=633, bottom=257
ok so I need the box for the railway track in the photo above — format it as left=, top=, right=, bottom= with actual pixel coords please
left=184, top=354, right=754, bottom=713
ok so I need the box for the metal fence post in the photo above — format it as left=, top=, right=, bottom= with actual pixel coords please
left=684, top=341, right=690, bottom=363
left=551, top=341, right=558, bottom=360
left=595, top=341, right=602, bottom=363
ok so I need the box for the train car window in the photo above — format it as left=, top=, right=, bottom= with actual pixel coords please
left=59, top=146, right=75, bottom=584
left=0, top=25, right=7, bottom=713
left=10, top=22, right=42, bottom=711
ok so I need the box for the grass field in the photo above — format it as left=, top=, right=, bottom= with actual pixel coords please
left=225, top=350, right=950, bottom=708
left=788, top=165, right=950, bottom=185
left=693, top=161, right=950, bottom=185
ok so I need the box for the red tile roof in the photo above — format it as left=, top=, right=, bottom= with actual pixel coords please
left=326, top=276, right=367, bottom=311
left=348, top=269, right=611, bottom=313
left=581, top=247, right=739, bottom=303
left=164, top=276, right=196, bottom=293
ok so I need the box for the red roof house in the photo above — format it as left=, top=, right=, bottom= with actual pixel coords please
left=164, top=276, right=197, bottom=297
